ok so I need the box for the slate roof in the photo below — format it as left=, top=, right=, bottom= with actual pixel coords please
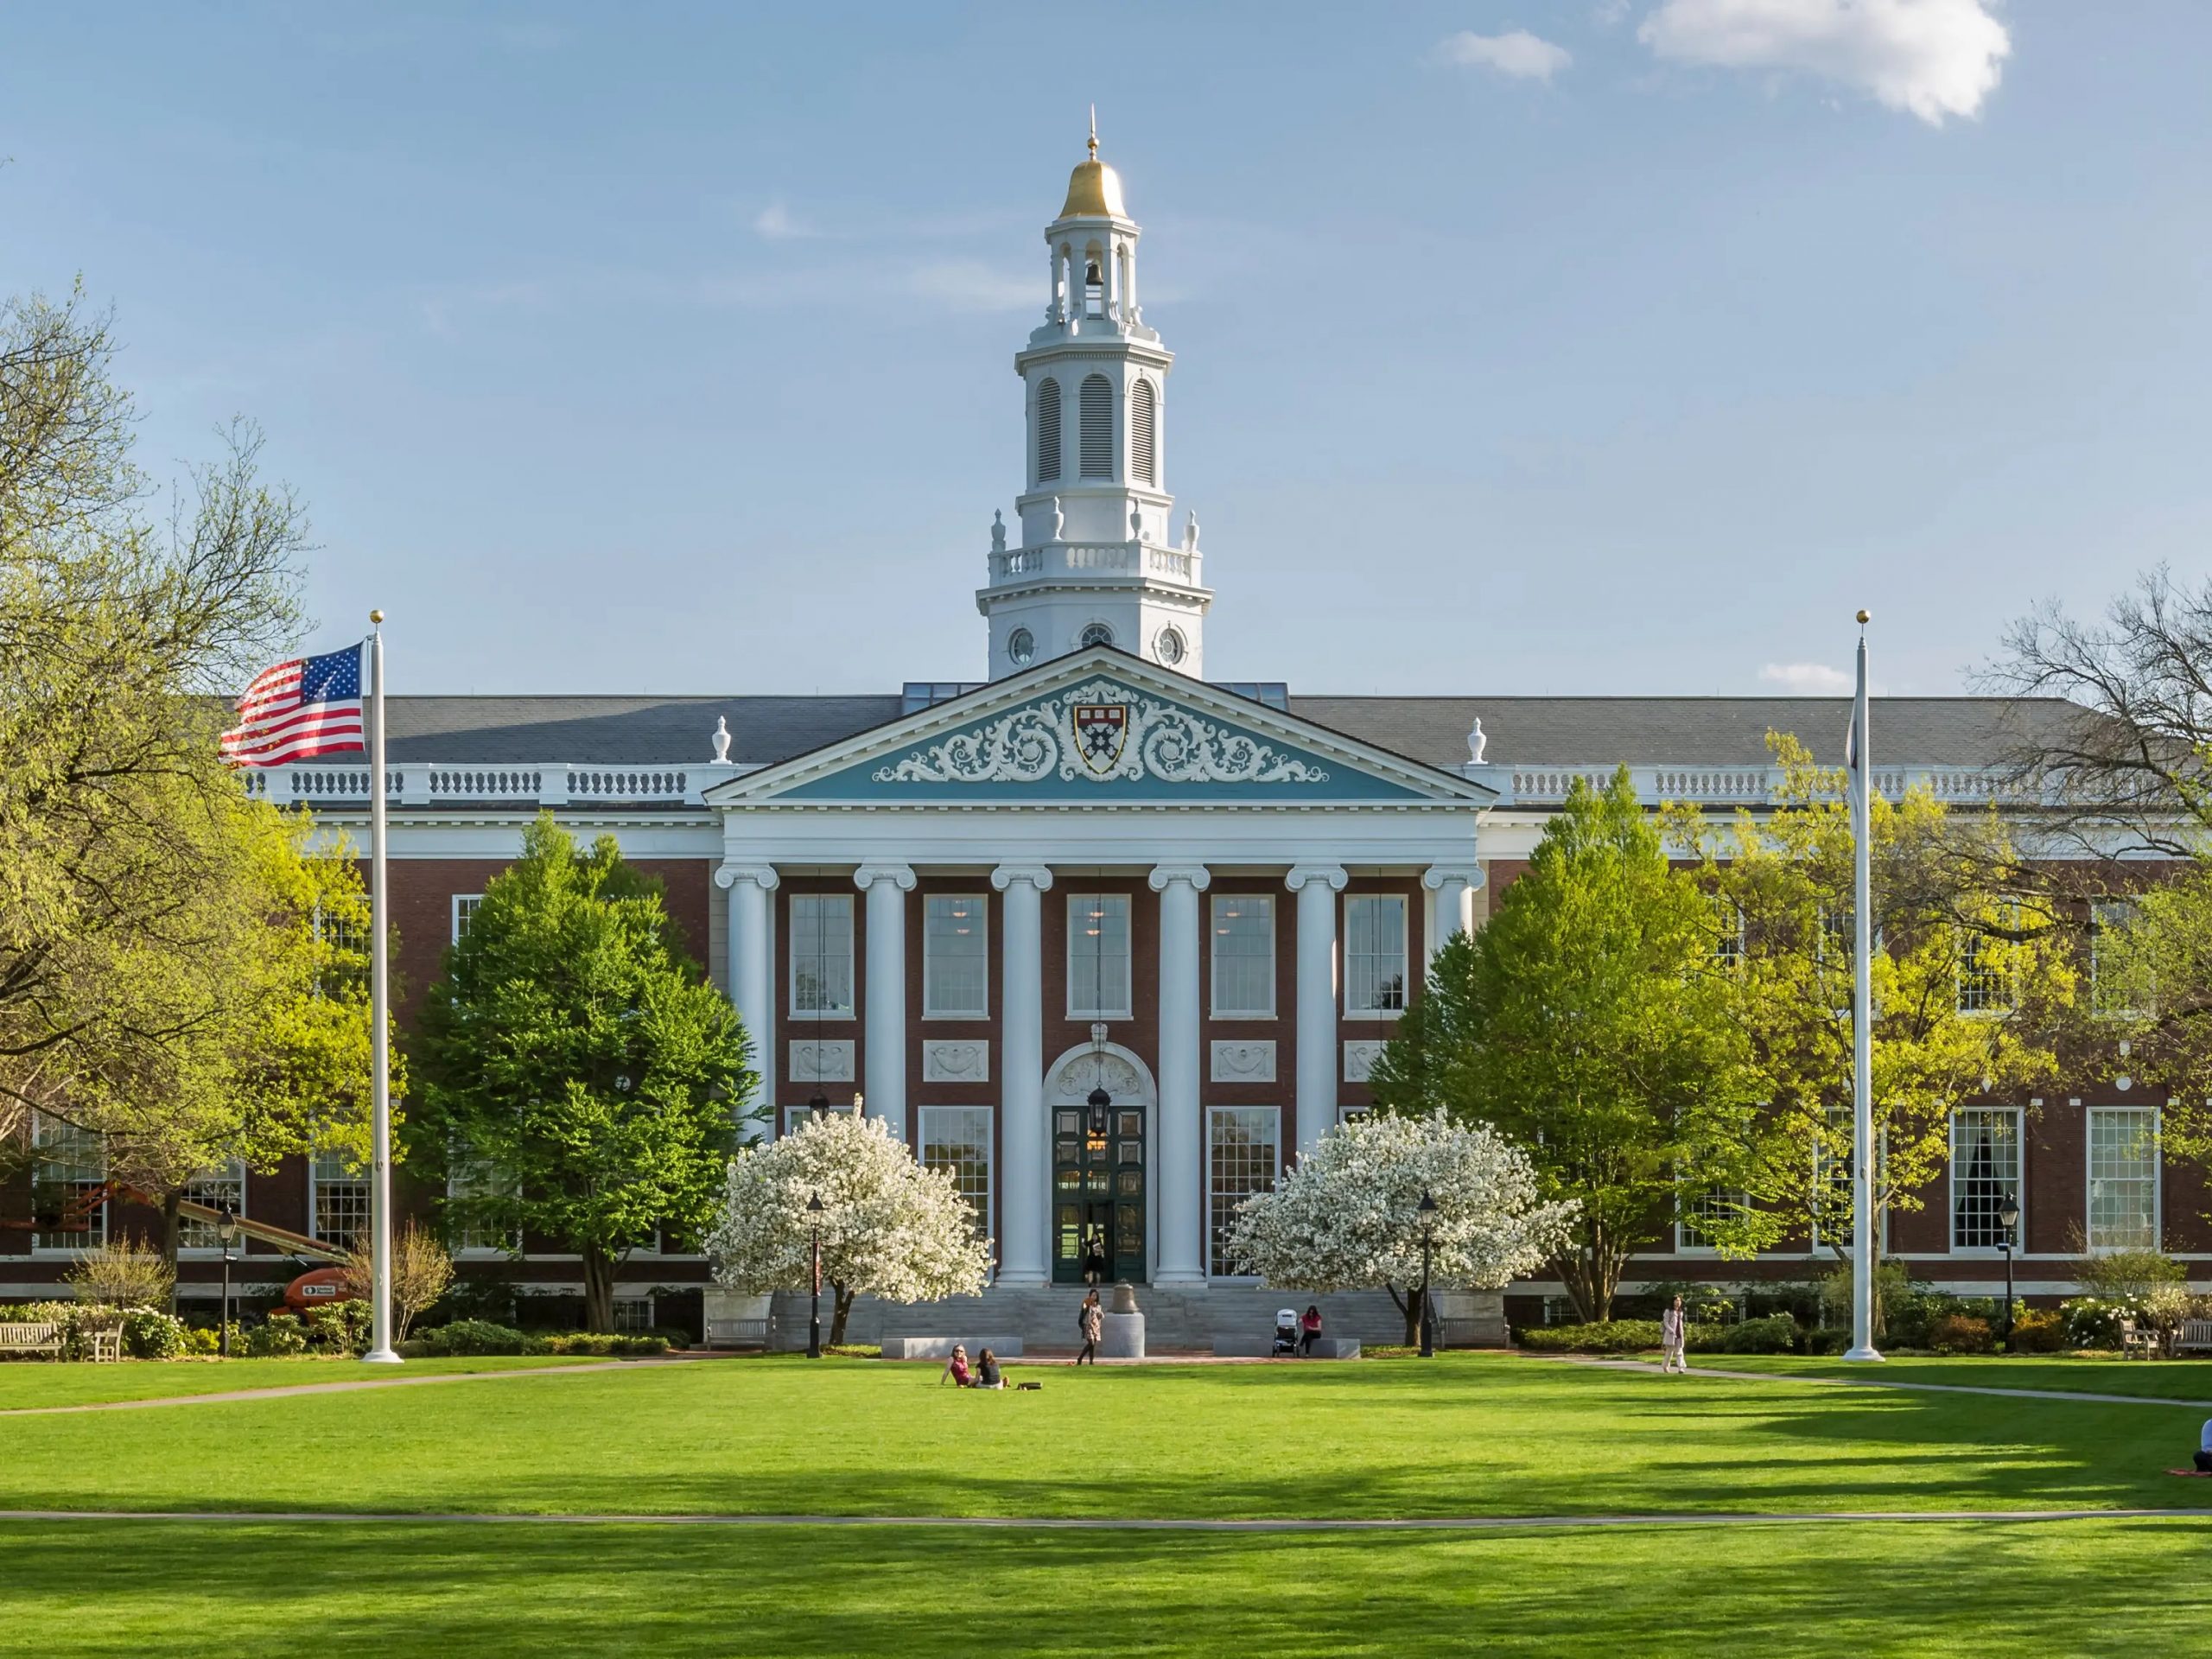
left=381, top=690, right=2082, bottom=771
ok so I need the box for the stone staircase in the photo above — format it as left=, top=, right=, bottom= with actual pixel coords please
left=767, top=1283, right=1417, bottom=1353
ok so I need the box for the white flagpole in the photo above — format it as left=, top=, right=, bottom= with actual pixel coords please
left=1845, top=608, right=1883, bottom=1363
left=363, top=609, right=401, bottom=1365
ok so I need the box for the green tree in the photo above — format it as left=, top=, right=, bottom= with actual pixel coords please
left=1670, top=736, right=2076, bottom=1294
left=1370, top=768, right=1763, bottom=1321
left=408, top=815, right=753, bottom=1331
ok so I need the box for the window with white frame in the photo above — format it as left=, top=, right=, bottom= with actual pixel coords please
left=1067, top=893, right=1132, bottom=1020
left=1810, top=1108, right=1853, bottom=1249
left=1955, top=927, right=2012, bottom=1014
left=2091, top=899, right=2146, bottom=1015
left=31, top=1115, right=105, bottom=1251
left=1709, top=893, right=1745, bottom=970
left=923, top=894, right=988, bottom=1018
left=613, top=1296, right=655, bottom=1333
left=1344, top=895, right=1408, bottom=1016
left=2088, top=1107, right=2158, bottom=1253
left=790, top=893, right=855, bottom=1017
left=1675, top=1186, right=1747, bottom=1253
left=1950, top=1108, right=2021, bottom=1249
left=313, top=905, right=369, bottom=996
left=179, top=1160, right=246, bottom=1251
left=1207, top=1106, right=1280, bottom=1278
left=311, top=1149, right=371, bottom=1251
left=919, top=1105, right=994, bottom=1243
left=452, top=894, right=483, bottom=944
left=1210, top=895, right=1275, bottom=1018
left=448, top=1157, right=518, bottom=1254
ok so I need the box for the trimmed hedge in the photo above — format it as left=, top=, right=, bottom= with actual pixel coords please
left=397, top=1322, right=672, bottom=1359
left=1517, top=1314, right=1803, bottom=1356
left=1686, top=1313, right=1799, bottom=1355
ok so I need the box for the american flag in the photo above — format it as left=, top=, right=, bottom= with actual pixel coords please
left=220, top=645, right=367, bottom=766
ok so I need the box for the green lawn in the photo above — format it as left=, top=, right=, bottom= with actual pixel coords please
left=7, top=1351, right=2211, bottom=1656
left=1696, top=1353, right=2212, bottom=1402
left=0, top=1354, right=605, bottom=1410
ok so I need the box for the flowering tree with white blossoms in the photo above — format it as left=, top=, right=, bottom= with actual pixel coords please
left=706, top=1109, right=993, bottom=1346
left=1225, top=1109, right=1575, bottom=1347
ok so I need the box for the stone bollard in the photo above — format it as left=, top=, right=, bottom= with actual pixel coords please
left=1100, top=1281, right=1146, bottom=1360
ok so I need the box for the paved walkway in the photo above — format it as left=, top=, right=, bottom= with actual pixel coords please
left=0, top=1357, right=713, bottom=1418
left=0, top=1505, right=2206, bottom=1533
left=1546, top=1354, right=2212, bottom=1411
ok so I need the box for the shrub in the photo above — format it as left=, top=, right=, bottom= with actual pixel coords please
left=1802, top=1326, right=1852, bottom=1356
left=302, top=1300, right=373, bottom=1356
left=1687, top=1313, right=1801, bottom=1355
left=246, top=1314, right=308, bottom=1357
left=1821, top=1261, right=1911, bottom=1337
left=2070, top=1240, right=2185, bottom=1307
left=1928, top=1313, right=1994, bottom=1354
left=530, top=1332, right=671, bottom=1357
left=2008, top=1306, right=2067, bottom=1353
left=119, top=1306, right=188, bottom=1359
left=2062, top=1296, right=2139, bottom=1350
left=409, top=1319, right=528, bottom=1357
left=62, top=1238, right=175, bottom=1309
left=1516, top=1320, right=1662, bottom=1354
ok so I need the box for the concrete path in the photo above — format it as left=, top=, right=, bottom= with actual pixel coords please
left=0, top=1505, right=2206, bottom=1533
left=0, top=1357, right=713, bottom=1418
left=1544, top=1354, right=2212, bottom=1411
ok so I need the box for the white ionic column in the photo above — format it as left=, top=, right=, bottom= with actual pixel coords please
left=1286, top=864, right=1348, bottom=1158
left=1150, top=863, right=1211, bottom=1286
left=991, top=863, right=1053, bottom=1287
left=715, top=862, right=780, bottom=1139
left=855, top=864, right=916, bottom=1140
left=1423, top=865, right=1483, bottom=970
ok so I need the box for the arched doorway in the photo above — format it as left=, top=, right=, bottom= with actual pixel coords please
left=1044, top=1041, right=1155, bottom=1286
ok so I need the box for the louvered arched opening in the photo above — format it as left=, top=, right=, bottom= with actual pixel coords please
left=1036, top=378, right=1061, bottom=484
left=1079, top=374, right=1113, bottom=480
left=1131, top=378, right=1156, bottom=486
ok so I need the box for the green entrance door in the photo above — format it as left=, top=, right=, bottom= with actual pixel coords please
left=1052, top=1104, right=1146, bottom=1284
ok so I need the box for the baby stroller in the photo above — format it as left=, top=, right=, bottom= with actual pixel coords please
left=1271, top=1308, right=1300, bottom=1358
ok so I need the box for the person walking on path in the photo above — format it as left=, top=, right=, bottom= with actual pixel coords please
left=1659, top=1295, right=1688, bottom=1375
left=1077, top=1290, right=1103, bottom=1366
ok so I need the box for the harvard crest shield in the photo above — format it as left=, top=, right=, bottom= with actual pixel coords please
left=1071, top=702, right=1130, bottom=774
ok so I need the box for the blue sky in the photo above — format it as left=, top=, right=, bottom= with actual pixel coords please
left=3, top=2, right=2205, bottom=698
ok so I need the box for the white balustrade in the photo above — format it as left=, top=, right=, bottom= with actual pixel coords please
left=985, top=541, right=1205, bottom=588
left=1491, top=764, right=2038, bottom=810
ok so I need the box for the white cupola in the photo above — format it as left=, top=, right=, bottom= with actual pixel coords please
left=976, top=116, right=1211, bottom=680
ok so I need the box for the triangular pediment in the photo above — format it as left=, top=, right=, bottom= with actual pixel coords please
left=705, top=649, right=1494, bottom=808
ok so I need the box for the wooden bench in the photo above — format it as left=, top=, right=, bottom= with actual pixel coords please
left=2172, top=1319, right=2212, bottom=1357
left=2120, top=1319, right=2163, bottom=1359
left=0, top=1322, right=66, bottom=1357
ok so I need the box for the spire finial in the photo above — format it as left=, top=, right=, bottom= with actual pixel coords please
left=1088, top=105, right=1097, bottom=161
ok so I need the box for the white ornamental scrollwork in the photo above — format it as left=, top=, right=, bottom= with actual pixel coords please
left=873, top=678, right=1329, bottom=787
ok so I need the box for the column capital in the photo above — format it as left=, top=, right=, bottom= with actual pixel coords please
left=991, top=863, right=1055, bottom=893
left=715, top=861, right=780, bottom=892
left=854, top=862, right=917, bottom=893
left=1422, top=865, right=1485, bottom=891
left=1284, top=863, right=1348, bottom=893
left=1147, top=863, right=1211, bottom=893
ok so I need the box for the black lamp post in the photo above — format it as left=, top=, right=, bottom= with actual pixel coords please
left=806, top=1190, right=825, bottom=1358
left=810, top=1092, right=830, bottom=1120
left=216, top=1205, right=239, bottom=1359
left=1998, top=1189, right=2020, bottom=1348
left=1417, top=1188, right=1439, bottom=1358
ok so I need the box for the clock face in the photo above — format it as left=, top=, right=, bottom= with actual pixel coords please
left=1155, top=626, right=1185, bottom=666
left=1008, top=627, right=1035, bottom=665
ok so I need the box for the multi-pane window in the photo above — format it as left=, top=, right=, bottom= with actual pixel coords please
left=1207, top=1106, right=1280, bottom=1278
left=1211, top=895, right=1275, bottom=1018
left=1344, top=895, right=1408, bottom=1016
left=924, top=895, right=988, bottom=1018
left=1675, top=1187, right=1746, bottom=1253
left=1955, top=928, right=2012, bottom=1014
left=311, top=1150, right=371, bottom=1251
left=613, top=1297, right=655, bottom=1333
left=314, top=906, right=369, bottom=996
left=1950, top=1108, right=2021, bottom=1249
left=1067, top=893, right=1132, bottom=1020
left=31, top=1116, right=105, bottom=1252
left=790, top=894, right=855, bottom=1017
left=1810, top=1108, right=1853, bottom=1249
left=2088, top=1108, right=2158, bottom=1253
left=448, top=1158, right=518, bottom=1254
left=919, top=1105, right=994, bottom=1243
left=179, top=1160, right=246, bottom=1251
left=2091, top=900, right=2145, bottom=1015
left=452, top=894, right=483, bottom=944
left=1710, top=894, right=1745, bottom=970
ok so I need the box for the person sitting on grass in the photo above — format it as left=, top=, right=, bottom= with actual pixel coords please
left=939, top=1344, right=972, bottom=1388
left=975, top=1347, right=1005, bottom=1389
left=2196, top=1419, right=2212, bottom=1474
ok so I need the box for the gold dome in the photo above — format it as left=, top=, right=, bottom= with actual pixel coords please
left=1058, top=117, right=1127, bottom=219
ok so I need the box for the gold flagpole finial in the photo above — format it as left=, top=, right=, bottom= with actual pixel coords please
left=370, top=608, right=385, bottom=626
left=1855, top=609, right=1871, bottom=626
left=1088, top=105, right=1097, bottom=160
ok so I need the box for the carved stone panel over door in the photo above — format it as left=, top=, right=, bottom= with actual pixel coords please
left=1341, top=1040, right=1385, bottom=1084
left=922, top=1040, right=991, bottom=1084
left=788, top=1039, right=855, bottom=1084
left=1210, top=1040, right=1276, bottom=1084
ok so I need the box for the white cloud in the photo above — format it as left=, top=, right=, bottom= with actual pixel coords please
left=1435, top=29, right=1574, bottom=83
left=1758, top=661, right=1853, bottom=695
left=907, top=261, right=1037, bottom=314
left=752, top=201, right=817, bottom=241
left=1639, top=0, right=2009, bottom=125
left=1592, top=0, right=1635, bottom=26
